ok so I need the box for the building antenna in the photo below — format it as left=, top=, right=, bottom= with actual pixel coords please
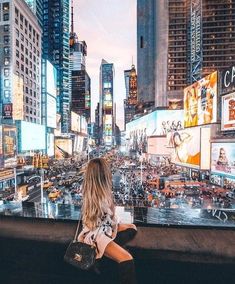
left=71, top=0, right=74, bottom=34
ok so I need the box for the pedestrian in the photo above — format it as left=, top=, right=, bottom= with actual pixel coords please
left=77, top=158, right=137, bottom=283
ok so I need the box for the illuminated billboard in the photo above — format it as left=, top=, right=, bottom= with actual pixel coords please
left=18, top=121, right=46, bottom=151
left=152, top=110, right=184, bottom=136
left=74, top=135, right=83, bottom=153
left=167, top=127, right=200, bottom=168
left=184, top=71, right=217, bottom=127
left=3, top=125, right=17, bottom=168
left=47, top=94, right=56, bottom=128
left=211, top=143, right=235, bottom=178
left=55, top=138, right=72, bottom=159
left=46, top=60, right=57, bottom=98
left=13, top=74, right=24, bottom=120
left=80, top=116, right=87, bottom=134
left=0, top=127, right=4, bottom=168
left=126, top=111, right=157, bottom=153
left=47, top=133, right=54, bottom=157
left=147, top=137, right=171, bottom=156
left=221, top=92, right=235, bottom=131
left=71, top=111, right=81, bottom=133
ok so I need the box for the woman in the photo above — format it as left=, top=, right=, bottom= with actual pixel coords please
left=78, top=158, right=137, bottom=284
left=216, top=148, right=229, bottom=166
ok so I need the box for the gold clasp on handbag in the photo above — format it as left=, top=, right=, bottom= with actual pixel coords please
left=74, top=253, right=82, bottom=262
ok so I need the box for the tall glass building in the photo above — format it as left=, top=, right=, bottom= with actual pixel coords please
left=99, top=59, right=114, bottom=147
left=24, top=0, right=43, bottom=28
left=42, top=0, right=70, bottom=133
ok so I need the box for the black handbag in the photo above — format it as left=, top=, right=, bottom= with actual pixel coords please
left=64, top=217, right=100, bottom=270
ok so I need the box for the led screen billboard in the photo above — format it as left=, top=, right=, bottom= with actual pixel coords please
left=47, top=133, right=54, bottom=157
left=74, top=135, right=83, bottom=153
left=211, top=143, right=235, bottom=178
left=221, top=92, right=235, bottom=131
left=47, top=94, right=56, bottom=128
left=13, top=74, right=24, bottom=120
left=80, top=116, right=87, bottom=134
left=3, top=125, right=17, bottom=168
left=152, top=110, right=184, bottom=136
left=126, top=111, right=157, bottom=153
left=167, top=127, right=200, bottom=168
left=184, top=71, right=217, bottom=127
left=71, top=111, right=81, bottom=133
left=46, top=60, right=57, bottom=98
left=147, top=137, right=171, bottom=156
left=19, top=121, right=46, bottom=152
left=0, top=126, right=4, bottom=168
left=55, top=138, right=72, bottom=159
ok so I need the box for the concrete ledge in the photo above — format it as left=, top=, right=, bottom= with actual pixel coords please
left=0, top=215, right=235, bottom=264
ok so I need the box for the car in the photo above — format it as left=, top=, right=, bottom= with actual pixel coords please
left=48, top=189, right=62, bottom=201
left=43, top=181, right=53, bottom=189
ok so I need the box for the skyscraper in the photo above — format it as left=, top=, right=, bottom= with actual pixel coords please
left=137, top=0, right=155, bottom=105
left=99, top=59, right=114, bottom=147
left=137, top=0, right=235, bottom=107
left=42, top=0, right=70, bottom=133
left=70, top=2, right=91, bottom=121
left=24, top=0, right=43, bottom=28
left=0, top=0, right=42, bottom=124
left=124, top=64, right=138, bottom=126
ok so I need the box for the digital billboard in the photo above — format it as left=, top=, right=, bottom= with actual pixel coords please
left=0, top=126, right=4, bottom=168
left=19, top=121, right=46, bottom=152
left=211, top=143, right=235, bottom=178
left=74, top=135, right=83, bottom=153
left=3, top=125, right=17, bottom=168
left=80, top=116, right=87, bottom=134
left=71, top=111, right=81, bottom=133
left=46, top=60, right=57, bottom=98
left=221, top=92, right=235, bottom=131
left=200, top=127, right=211, bottom=170
left=184, top=71, right=217, bottom=127
left=47, top=133, right=54, bottom=157
left=47, top=94, right=56, bottom=128
left=167, top=127, right=200, bottom=168
left=55, top=138, right=72, bottom=159
left=13, top=74, right=24, bottom=120
left=152, top=110, right=184, bottom=136
left=126, top=111, right=157, bottom=153
left=147, top=137, right=171, bottom=156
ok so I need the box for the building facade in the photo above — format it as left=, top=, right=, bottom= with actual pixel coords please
left=99, top=59, right=114, bottom=147
left=70, top=39, right=91, bottom=121
left=0, top=0, right=42, bottom=124
left=24, top=0, right=43, bottom=28
left=137, top=0, right=235, bottom=108
left=42, top=0, right=70, bottom=133
left=124, top=64, right=138, bottom=126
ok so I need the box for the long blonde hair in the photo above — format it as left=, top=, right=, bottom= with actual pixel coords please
left=82, top=158, right=115, bottom=230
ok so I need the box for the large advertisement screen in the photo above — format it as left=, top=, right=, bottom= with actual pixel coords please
left=46, top=60, right=57, bottom=98
left=80, top=116, right=87, bottom=134
left=147, top=137, right=171, bottom=156
left=211, top=143, right=235, bottom=178
left=74, top=135, right=83, bottom=153
left=13, top=74, right=24, bottom=120
left=3, top=125, right=17, bottom=168
left=19, top=121, right=46, bottom=151
left=221, top=92, right=235, bottom=131
left=47, top=133, right=54, bottom=157
left=0, top=127, right=4, bottom=168
left=152, top=110, right=184, bottom=136
left=126, top=111, right=157, bottom=153
left=55, top=139, right=72, bottom=159
left=184, top=71, right=217, bottom=127
left=167, top=127, right=201, bottom=168
left=71, top=111, right=81, bottom=133
left=47, top=94, right=56, bottom=128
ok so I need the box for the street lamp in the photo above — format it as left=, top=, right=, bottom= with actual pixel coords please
left=139, top=152, right=143, bottom=185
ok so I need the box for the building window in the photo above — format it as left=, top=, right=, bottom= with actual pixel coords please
left=140, top=36, right=144, bottom=48
left=4, top=35, right=10, bottom=44
left=4, top=47, right=10, bottom=55
left=4, top=79, right=10, bottom=88
left=4, top=68, right=10, bottom=77
left=16, top=39, right=19, bottom=47
left=3, top=13, right=9, bottom=21
left=3, top=3, right=9, bottom=11
left=4, top=90, right=10, bottom=99
left=16, top=50, right=19, bottom=57
left=4, top=25, right=9, bottom=32
left=4, top=57, right=10, bottom=65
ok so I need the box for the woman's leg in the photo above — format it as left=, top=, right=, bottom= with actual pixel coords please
left=115, top=224, right=137, bottom=247
left=104, top=241, right=136, bottom=284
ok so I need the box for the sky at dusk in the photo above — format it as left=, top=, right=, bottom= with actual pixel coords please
left=74, top=0, right=137, bottom=130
